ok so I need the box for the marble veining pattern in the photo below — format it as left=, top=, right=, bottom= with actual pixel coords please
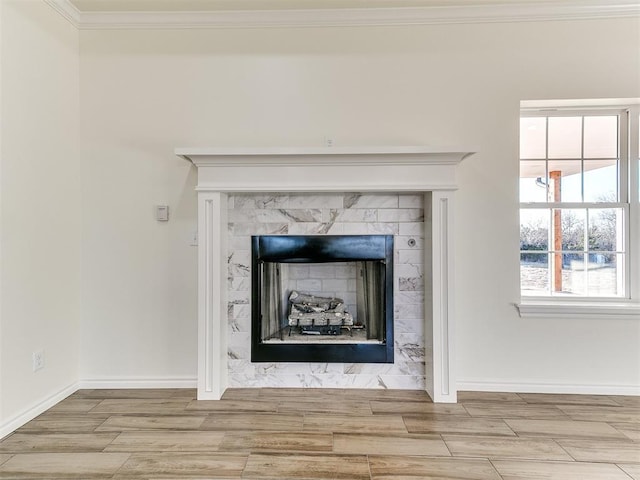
left=227, top=193, right=425, bottom=389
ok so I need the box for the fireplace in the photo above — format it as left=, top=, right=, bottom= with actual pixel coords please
left=252, top=234, right=394, bottom=363
left=177, top=146, right=474, bottom=403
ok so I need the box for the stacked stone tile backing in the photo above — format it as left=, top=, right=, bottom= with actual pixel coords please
left=227, top=193, right=425, bottom=389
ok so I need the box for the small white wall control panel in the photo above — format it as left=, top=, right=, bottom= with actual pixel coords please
left=156, top=205, right=169, bottom=221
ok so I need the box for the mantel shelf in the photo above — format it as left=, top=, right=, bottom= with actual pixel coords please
left=176, top=146, right=475, bottom=193
left=176, top=146, right=475, bottom=167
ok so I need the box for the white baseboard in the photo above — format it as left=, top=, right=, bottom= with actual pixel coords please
left=78, top=377, right=197, bottom=389
left=458, top=380, right=640, bottom=396
left=0, top=381, right=79, bottom=440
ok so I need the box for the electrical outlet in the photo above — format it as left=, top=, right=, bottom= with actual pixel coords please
left=32, top=350, right=44, bottom=372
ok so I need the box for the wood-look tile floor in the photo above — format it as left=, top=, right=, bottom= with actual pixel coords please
left=0, top=388, right=638, bottom=479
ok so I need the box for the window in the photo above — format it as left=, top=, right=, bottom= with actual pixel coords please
left=519, top=107, right=639, bottom=301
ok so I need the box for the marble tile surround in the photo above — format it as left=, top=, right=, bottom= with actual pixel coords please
left=227, top=193, right=425, bottom=390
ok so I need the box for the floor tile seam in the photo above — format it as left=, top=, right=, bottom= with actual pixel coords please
left=367, top=453, right=493, bottom=460
left=123, top=451, right=250, bottom=460
left=369, top=398, right=437, bottom=404
left=495, top=418, right=518, bottom=437
left=98, top=427, right=217, bottom=434
left=0, top=447, right=116, bottom=455
left=557, top=404, right=640, bottom=412
left=401, top=412, right=519, bottom=422
left=101, top=431, right=127, bottom=453
left=431, top=450, right=573, bottom=463
left=222, top=429, right=332, bottom=435
left=202, top=426, right=306, bottom=434
left=90, top=411, right=205, bottom=417
left=440, top=434, right=566, bottom=456
left=79, top=399, right=104, bottom=415
left=616, top=464, right=637, bottom=480
left=459, top=402, right=474, bottom=418
left=403, top=429, right=520, bottom=437
left=502, top=416, right=623, bottom=432
left=96, top=426, right=209, bottom=435
left=463, top=402, right=570, bottom=413
left=487, top=458, right=507, bottom=480
left=91, top=411, right=207, bottom=418
left=92, top=414, right=117, bottom=434
left=493, top=457, right=638, bottom=467
left=365, top=453, right=373, bottom=480
left=371, top=411, right=470, bottom=417
left=196, top=409, right=279, bottom=414
left=276, top=409, right=373, bottom=415
left=218, top=438, right=334, bottom=454
left=245, top=451, right=375, bottom=459
left=86, top=398, right=108, bottom=415
left=555, top=410, right=640, bottom=423
left=103, top=451, right=132, bottom=478
left=467, top=414, right=574, bottom=421
left=33, top=410, right=111, bottom=417
left=555, top=435, right=640, bottom=446
left=504, top=424, right=622, bottom=438
left=239, top=452, right=250, bottom=479
left=399, top=414, right=411, bottom=434
left=609, top=423, right=640, bottom=440
left=437, top=433, right=454, bottom=457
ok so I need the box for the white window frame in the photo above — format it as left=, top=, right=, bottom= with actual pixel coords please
left=516, top=102, right=640, bottom=319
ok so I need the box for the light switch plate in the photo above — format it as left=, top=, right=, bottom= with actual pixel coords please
left=156, top=205, right=169, bottom=221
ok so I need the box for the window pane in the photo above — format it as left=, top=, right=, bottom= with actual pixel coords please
left=520, top=252, right=549, bottom=295
left=584, top=160, right=618, bottom=202
left=559, top=209, right=585, bottom=251
left=520, top=117, right=546, bottom=159
left=587, top=253, right=622, bottom=297
left=520, top=209, right=549, bottom=251
left=548, top=116, right=582, bottom=159
left=548, top=160, right=582, bottom=202
left=589, top=208, right=623, bottom=252
left=584, top=116, right=618, bottom=158
left=520, top=161, right=547, bottom=202
left=519, top=108, right=631, bottom=300
left=559, top=253, right=586, bottom=295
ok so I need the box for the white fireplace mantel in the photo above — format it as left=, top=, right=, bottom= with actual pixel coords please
left=178, top=146, right=474, bottom=403
left=177, top=146, right=473, bottom=193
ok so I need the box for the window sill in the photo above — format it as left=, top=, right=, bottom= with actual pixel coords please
left=515, top=300, right=640, bottom=319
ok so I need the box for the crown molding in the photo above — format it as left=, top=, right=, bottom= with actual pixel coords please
left=44, top=0, right=81, bottom=28
left=46, top=1, right=640, bottom=30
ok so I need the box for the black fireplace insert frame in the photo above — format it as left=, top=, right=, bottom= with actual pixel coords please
left=251, top=235, right=394, bottom=363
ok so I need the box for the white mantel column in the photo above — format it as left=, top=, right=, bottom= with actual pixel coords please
left=425, top=191, right=457, bottom=403
left=197, top=191, right=228, bottom=400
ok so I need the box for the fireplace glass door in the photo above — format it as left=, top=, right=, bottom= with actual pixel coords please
left=251, top=235, right=394, bottom=363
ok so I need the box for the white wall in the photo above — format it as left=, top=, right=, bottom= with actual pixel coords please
left=0, top=0, right=81, bottom=435
left=78, top=18, right=640, bottom=391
